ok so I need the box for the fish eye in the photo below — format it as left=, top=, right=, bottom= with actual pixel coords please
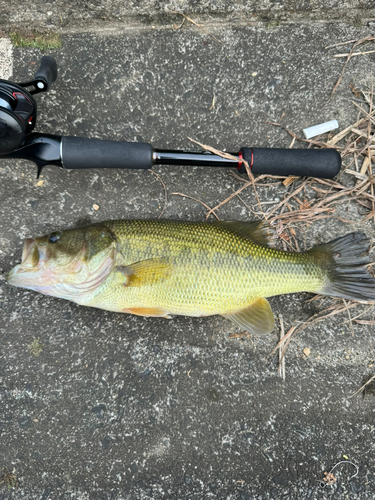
left=49, top=231, right=62, bottom=243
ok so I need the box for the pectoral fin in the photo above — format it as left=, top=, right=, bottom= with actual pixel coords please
left=123, top=307, right=172, bottom=319
left=117, top=258, right=172, bottom=287
left=222, top=298, right=275, bottom=335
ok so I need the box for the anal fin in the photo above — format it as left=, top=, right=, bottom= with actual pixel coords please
left=222, top=298, right=275, bottom=335
left=123, top=307, right=172, bottom=319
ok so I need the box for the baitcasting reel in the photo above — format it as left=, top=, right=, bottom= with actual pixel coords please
left=0, top=56, right=341, bottom=179
left=0, top=56, right=57, bottom=156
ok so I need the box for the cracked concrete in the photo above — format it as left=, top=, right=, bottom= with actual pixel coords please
left=0, top=1, right=375, bottom=30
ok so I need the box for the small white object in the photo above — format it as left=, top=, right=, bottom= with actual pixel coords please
left=303, top=119, right=339, bottom=139
left=37, top=82, right=45, bottom=89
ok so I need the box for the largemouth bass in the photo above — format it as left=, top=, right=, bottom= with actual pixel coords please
left=7, top=220, right=375, bottom=334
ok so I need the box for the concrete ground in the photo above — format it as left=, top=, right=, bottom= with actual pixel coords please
left=1, top=6, right=375, bottom=500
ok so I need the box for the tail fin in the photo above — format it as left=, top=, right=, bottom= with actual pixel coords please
left=309, top=232, right=375, bottom=302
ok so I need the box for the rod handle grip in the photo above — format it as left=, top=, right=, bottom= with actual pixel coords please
left=239, top=147, right=341, bottom=179
left=61, top=137, right=153, bottom=170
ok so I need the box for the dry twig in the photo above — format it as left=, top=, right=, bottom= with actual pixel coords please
left=278, top=315, right=286, bottom=380
left=342, top=299, right=355, bottom=337
left=330, top=35, right=375, bottom=97
left=321, top=460, right=359, bottom=487
left=170, top=192, right=220, bottom=220
left=148, top=170, right=168, bottom=218
left=166, top=10, right=221, bottom=43
left=350, top=373, right=375, bottom=398
left=188, top=138, right=266, bottom=219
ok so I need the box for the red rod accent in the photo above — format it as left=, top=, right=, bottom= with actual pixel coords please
left=237, top=151, right=243, bottom=170
left=237, top=149, right=254, bottom=170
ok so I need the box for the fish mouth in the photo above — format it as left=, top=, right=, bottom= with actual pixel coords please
left=7, top=239, right=50, bottom=288
left=21, top=238, right=39, bottom=266
left=7, top=237, right=117, bottom=300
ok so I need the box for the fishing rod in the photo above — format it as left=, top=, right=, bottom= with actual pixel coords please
left=0, top=56, right=341, bottom=179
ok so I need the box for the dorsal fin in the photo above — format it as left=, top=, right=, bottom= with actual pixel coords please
left=214, top=221, right=274, bottom=247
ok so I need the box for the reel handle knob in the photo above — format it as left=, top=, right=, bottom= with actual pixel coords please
left=33, top=56, right=58, bottom=92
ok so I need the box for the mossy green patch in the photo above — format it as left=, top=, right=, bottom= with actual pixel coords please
left=0, top=468, right=18, bottom=490
left=28, top=337, right=43, bottom=357
left=10, top=32, right=61, bottom=51
left=266, top=19, right=281, bottom=29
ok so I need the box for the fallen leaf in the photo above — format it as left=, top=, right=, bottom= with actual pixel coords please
left=279, top=232, right=290, bottom=241
left=283, top=176, right=299, bottom=186
left=303, top=347, right=311, bottom=357
left=323, top=472, right=337, bottom=485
